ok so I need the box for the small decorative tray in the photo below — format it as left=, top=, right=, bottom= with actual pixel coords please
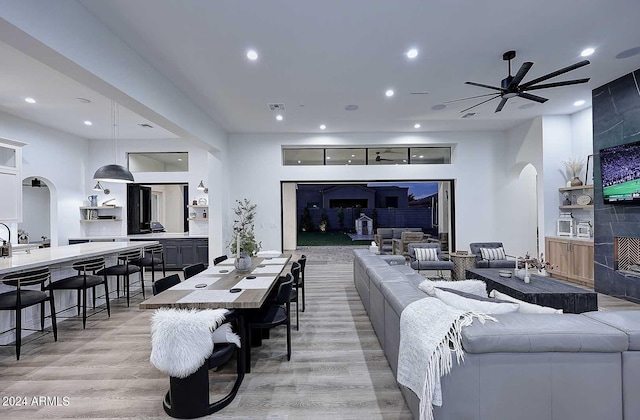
left=498, top=270, right=513, bottom=278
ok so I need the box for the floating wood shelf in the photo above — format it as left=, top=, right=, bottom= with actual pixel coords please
left=559, top=205, right=593, bottom=210
left=559, top=185, right=594, bottom=192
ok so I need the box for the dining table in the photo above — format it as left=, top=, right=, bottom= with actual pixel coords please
left=139, top=253, right=292, bottom=418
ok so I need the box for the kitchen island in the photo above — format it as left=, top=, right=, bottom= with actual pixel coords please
left=0, top=241, right=157, bottom=345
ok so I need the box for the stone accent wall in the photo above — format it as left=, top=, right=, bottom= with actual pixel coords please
left=593, top=69, right=640, bottom=303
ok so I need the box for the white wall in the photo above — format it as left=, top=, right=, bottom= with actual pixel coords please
left=228, top=131, right=507, bottom=254
left=0, top=111, right=88, bottom=246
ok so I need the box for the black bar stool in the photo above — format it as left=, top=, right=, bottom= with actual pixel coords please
left=48, top=257, right=110, bottom=328
left=0, top=267, right=57, bottom=360
left=135, top=244, right=166, bottom=284
left=97, top=248, right=143, bottom=307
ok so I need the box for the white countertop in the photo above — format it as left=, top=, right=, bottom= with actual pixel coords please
left=0, top=241, right=158, bottom=275
left=69, top=233, right=208, bottom=241
left=546, top=235, right=594, bottom=243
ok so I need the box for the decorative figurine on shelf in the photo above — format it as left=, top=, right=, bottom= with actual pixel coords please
left=203, top=208, right=207, bottom=219
left=562, top=192, right=572, bottom=206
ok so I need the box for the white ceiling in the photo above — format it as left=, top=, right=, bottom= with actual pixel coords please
left=2, top=0, right=640, bottom=138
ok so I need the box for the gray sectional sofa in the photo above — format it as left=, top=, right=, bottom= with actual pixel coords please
left=353, top=249, right=640, bottom=420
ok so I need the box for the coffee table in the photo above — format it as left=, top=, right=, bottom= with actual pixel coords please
left=465, top=268, right=598, bottom=314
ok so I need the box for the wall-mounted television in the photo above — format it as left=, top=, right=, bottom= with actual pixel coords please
left=601, top=139, right=640, bottom=203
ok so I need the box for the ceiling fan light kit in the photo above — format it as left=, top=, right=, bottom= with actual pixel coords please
left=455, top=50, right=590, bottom=113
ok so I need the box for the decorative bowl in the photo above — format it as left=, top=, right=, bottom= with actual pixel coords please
left=498, top=270, right=513, bottom=278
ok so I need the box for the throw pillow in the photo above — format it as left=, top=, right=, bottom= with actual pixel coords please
left=414, top=247, right=439, bottom=261
left=480, top=247, right=507, bottom=261
left=433, top=288, right=520, bottom=314
left=489, top=289, right=563, bottom=314
left=418, top=279, right=488, bottom=297
left=212, top=323, right=242, bottom=347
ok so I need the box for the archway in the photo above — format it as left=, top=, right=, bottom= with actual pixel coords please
left=19, top=176, right=55, bottom=247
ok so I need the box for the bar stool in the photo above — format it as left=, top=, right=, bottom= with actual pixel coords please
left=97, top=248, right=143, bottom=307
left=0, top=267, right=57, bottom=360
left=48, top=257, right=110, bottom=328
left=135, top=244, right=166, bottom=283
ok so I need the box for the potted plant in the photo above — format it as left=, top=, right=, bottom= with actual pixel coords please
left=563, top=158, right=585, bottom=187
left=319, top=210, right=329, bottom=232
left=300, top=207, right=312, bottom=232
left=229, top=199, right=261, bottom=272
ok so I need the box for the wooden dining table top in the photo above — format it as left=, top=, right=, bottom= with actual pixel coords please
left=138, top=254, right=292, bottom=310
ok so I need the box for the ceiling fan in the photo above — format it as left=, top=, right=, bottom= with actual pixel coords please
left=375, top=151, right=394, bottom=162
left=446, top=50, right=590, bottom=113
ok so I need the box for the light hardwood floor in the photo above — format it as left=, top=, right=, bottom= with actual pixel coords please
left=0, top=249, right=411, bottom=419
left=1, top=246, right=637, bottom=419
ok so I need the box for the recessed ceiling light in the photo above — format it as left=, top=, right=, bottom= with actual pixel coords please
left=320, top=124, right=326, bottom=130
left=406, top=48, right=419, bottom=59
left=348, top=160, right=352, bottom=163
left=385, top=89, right=395, bottom=97
left=403, top=159, right=407, bottom=163
left=345, top=104, right=359, bottom=111
left=24, top=97, right=36, bottom=104
left=419, top=155, right=424, bottom=159
left=574, top=100, right=586, bottom=106
left=297, top=160, right=301, bottom=164
left=412, top=155, right=417, bottom=158
left=247, top=50, right=258, bottom=60
left=276, top=114, right=283, bottom=121
left=581, top=48, right=595, bottom=57
left=414, top=123, right=421, bottom=129
left=326, top=156, right=331, bottom=160
left=178, top=158, right=183, bottom=161
left=83, top=120, right=93, bottom=126
left=351, top=154, right=355, bottom=157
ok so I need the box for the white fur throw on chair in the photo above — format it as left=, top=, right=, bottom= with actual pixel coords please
left=150, top=308, right=237, bottom=378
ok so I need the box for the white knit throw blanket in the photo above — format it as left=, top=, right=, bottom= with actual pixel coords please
left=397, top=297, right=495, bottom=420
left=150, top=308, right=229, bottom=378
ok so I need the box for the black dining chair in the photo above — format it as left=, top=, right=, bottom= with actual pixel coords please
left=152, top=274, right=181, bottom=295
left=0, top=267, right=58, bottom=360
left=48, top=257, right=110, bottom=328
left=135, top=244, right=166, bottom=283
left=97, top=248, right=143, bottom=307
left=298, top=255, right=307, bottom=312
left=213, top=255, right=228, bottom=266
left=248, top=273, right=293, bottom=362
left=290, top=262, right=301, bottom=331
left=183, top=263, right=206, bottom=280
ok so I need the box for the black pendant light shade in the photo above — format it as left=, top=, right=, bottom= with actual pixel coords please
left=93, top=164, right=134, bottom=183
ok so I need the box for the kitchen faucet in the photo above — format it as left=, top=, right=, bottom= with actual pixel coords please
left=0, top=222, right=12, bottom=258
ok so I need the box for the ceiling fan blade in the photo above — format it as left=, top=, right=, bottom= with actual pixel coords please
left=444, top=93, right=501, bottom=104
left=523, top=78, right=591, bottom=91
left=517, top=92, right=549, bottom=103
left=465, top=81, right=503, bottom=91
left=495, top=98, right=509, bottom=113
left=508, top=62, right=533, bottom=89
left=520, top=60, right=590, bottom=88
left=460, top=95, right=500, bottom=113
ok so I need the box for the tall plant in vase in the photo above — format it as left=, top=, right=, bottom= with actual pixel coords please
left=229, top=199, right=261, bottom=272
left=563, top=158, right=585, bottom=187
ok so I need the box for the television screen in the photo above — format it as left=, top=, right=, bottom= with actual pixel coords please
left=600, top=139, right=640, bottom=203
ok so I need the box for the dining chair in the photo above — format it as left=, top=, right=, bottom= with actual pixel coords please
left=48, top=257, right=110, bottom=328
left=183, top=263, right=206, bottom=280
left=135, top=244, right=166, bottom=283
left=297, top=255, right=307, bottom=312
left=152, top=274, right=181, bottom=295
left=248, top=273, right=293, bottom=362
left=213, top=255, right=228, bottom=265
left=97, top=248, right=143, bottom=307
left=290, top=262, right=301, bottom=331
left=0, top=267, right=58, bottom=360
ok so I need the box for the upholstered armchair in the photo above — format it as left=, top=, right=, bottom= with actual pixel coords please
left=392, top=231, right=426, bottom=255
left=469, top=242, right=516, bottom=268
left=374, top=228, right=394, bottom=253
left=408, top=243, right=454, bottom=275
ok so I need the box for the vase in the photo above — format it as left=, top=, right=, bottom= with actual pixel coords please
left=538, top=268, right=548, bottom=276
left=570, top=176, right=583, bottom=186
left=234, top=251, right=252, bottom=273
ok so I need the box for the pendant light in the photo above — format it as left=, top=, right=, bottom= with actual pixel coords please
left=93, top=101, right=134, bottom=183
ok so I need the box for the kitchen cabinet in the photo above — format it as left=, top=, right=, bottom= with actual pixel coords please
left=545, top=236, right=594, bottom=287
left=131, top=238, right=209, bottom=269
left=0, top=138, right=26, bottom=222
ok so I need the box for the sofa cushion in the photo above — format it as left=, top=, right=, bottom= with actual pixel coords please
left=418, top=279, right=488, bottom=297
left=415, top=247, right=439, bottom=261
left=366, top=265, right=406, bottom=288
left=583, top=311, right=640, bottom=350
left=380, top=281, right=425, bottom=315
left=462, top=313, right=629, bottom=354
left=432, top=287, right=520, bottom=314
left=480, top=247, right=507, bottom=261
left=490, top=289, right=563, bottom=314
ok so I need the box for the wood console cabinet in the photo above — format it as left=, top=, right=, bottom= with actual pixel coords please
left=545, top=236, right=594, bottom=287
